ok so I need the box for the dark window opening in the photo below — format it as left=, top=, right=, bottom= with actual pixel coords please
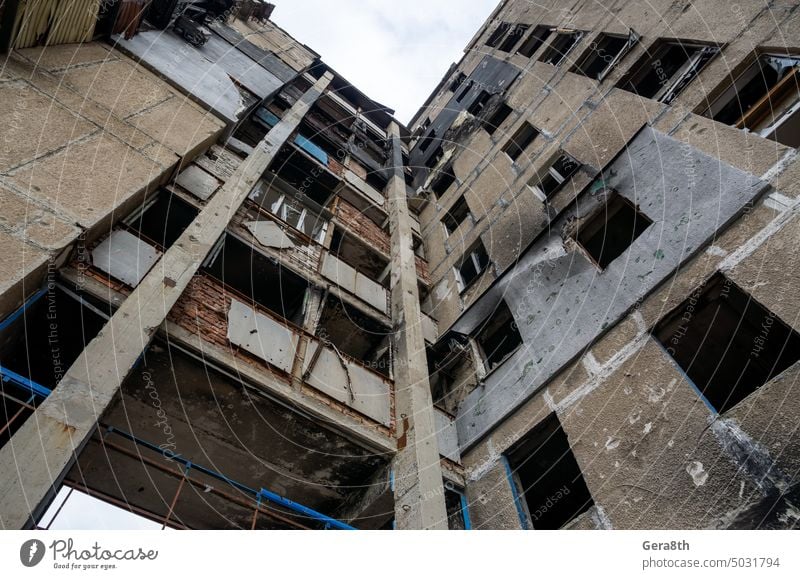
left=431, top=167, right=457, bottom=197
left=574, top=192, right=652, bottom=269
left=329, top=229, right=390, bottom=286
left=316, top=297, right=392, bottom=377
left=703, top=54, right=800, bottom=148
left=456, top=80, right=474, bottom=103
left=474, top=300, right=522, bottom=370
left=204, top=234, right=308, bottom=325
left=572, top=32, right=636, bottom=80
left=365, top=170, right=388, bottom=194
left=268, top=146, right=340, bottom=207
left=654, top=275, right=800, bottom=414
left=498, top=24, right=530, bottom=53
left=617, top=39, right=719, bottom=104
left=442, top=196, right=471, bottom=235
left=445, top=487, right=468, bottom=530
left=517, top=25, right=551, bottom=58
left=426, top=145, right=445, bottom=169
left=457, top=241, right=490, bottom=291
left=126, top=192, right=198, bottom=250
left=483, top=102, right=513, bottom=135
left=449, top=72, right=467, bottom=93
left=418, top=129, right=437, bottom=153
left=467, top=90, right=492, bottom=117
left=486, top=22, right=512, bottom=48
left=503, top=122, right=539, bottom=161
left=539, top=31, right=583, bottom=66
left=0, top=287, right=109, bottom=390
left=528, top=153, right=581, bottom=200
left=507, top=413, right=594, bottom=529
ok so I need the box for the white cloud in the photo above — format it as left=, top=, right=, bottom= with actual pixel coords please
left=271, top=0, right=498, bottom=124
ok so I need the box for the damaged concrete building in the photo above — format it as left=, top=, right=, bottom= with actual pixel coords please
left=1, top=0, right=800, bottom=530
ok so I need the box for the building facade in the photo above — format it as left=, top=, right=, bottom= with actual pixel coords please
left=1, top=0, right=799, bottom=530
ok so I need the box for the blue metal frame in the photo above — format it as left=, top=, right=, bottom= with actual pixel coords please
left=459, top=491, right=472, bottom=530
left=0, top=366, right=53, bottom=400
left=501, top=455, right=530, bottom=529
left=0, top=286, right=48, bottom=332
left=105, top=427, right=354, bottom=530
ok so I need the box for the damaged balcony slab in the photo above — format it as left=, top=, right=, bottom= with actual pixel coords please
left=452, top=126, right=772, bottom=450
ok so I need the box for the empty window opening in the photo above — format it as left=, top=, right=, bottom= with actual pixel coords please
left=449, top=72, right=467, bottom=93
left=316, top=297, right=392, bottom=376
left=498, top=24, right=530, bottom=53
left=269, top=146, right=339, bottom=206
left=486, top=22, right=512, bottom=48
left=483, top=102, right=513, bottom=135
left=474, top=300, right=522, bottom=371
left=329, top=229, right=390, bottom=286
left=528, top=153, right=581, bottom=201
left=654, top=275, right=800, bottom=414
left=431, top=167, right=457, bottom=197
left=418, top=129, right=437, bottom=153
left=204, top=234, right=308, bottom=325
left=506, top=413, right=594, bottom=529
left=703, top=53, right=800, bottom=148
left=517, top=25, right=551, bottom=58
left=442, top=196, right=471, bottom=236
left=539, top=31, right=584, bottom=66
left=445, top=486, right=469, bottom=530
left=456, top=240, right=490, bottom=292
left=503, top=122, right=539, bottom=161
left=0, top=286, right=109, bottom=391
left=618, top=39, right=719, bottom=104
left=467, top=90, right=492, bottom=117
left=249, top=178, right=329, bottom=243
left=456, top=80, right=474, bottom=103
left=426, top=145, right=445, bottom=169
left=573, top=192, right=652, bottom=269
left=572, top=31, right=638, bottom=81
left=125, top=191, right=198, bottom=250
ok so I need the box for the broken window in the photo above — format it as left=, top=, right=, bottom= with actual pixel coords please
left=517, top=25, right=551, bottom=58
left=702, top=53, right=800, bottom=148
left=506, top=413, right=594, bottom=529
left=418, top=129, right=437, bottom=153
left=204, top=234, right=308, bottom=325
left=503, top=122, right=539, bottom=161
left=498, top=24, right=530, bottom=53
left=528, top=153, right=581, bottom=201
left=442, top=195, right=471, bottom=235
left=474, top=300, right=522, bottom=370
left=445, top=485, right=470, bottom=529
left=486, top=22, right=512, bottom=48
left=572, top=30, right=639, bottom=81
left=430, top=166, right=457, bottom=197
left=425, top=144, right=445, bottom=169
left=467, top=90, right=492, bottom=117
left=125, top=191, right=198, bottom=250
left=249, top=178, right=328, bottom=243
left=316, top=297, right=392, bottom=377
left=329, top=229, right=390, bottom=287
left=456, top=240, right=490, bottom=292
left=449, top=72, right=467, bottom=93
left=539, top=31, right=584, bottom=66
left=269, top=146, right=340, bottom=206
left=483, top=102, right=513, bottom=135
left=654, top=275, right=800, bottom=414
left=573, top=192, right=652, bottom=269
left=617, top=39, right=719, bottom=104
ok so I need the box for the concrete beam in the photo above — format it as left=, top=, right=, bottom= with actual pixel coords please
left=0, top=72, right=333, bottom=529
left=386, top=122, right=448, bottom=529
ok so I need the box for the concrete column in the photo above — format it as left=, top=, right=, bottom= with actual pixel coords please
left=386, top=122, right=448, bottom=529
left=0, top=72, right=333, bottom=529
left=290, top=286, right=326, bottom=389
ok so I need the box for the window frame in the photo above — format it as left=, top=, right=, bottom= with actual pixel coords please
left=454, top=241, right=490, bottom=293
left=528, top=152, right=581, bottom=202
left=571, top=29, right=639, bottom=81
left=538, top=30, right=584, bottom=67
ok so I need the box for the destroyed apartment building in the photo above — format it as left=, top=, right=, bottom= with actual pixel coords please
left=0, top=0, right=799, bottom=530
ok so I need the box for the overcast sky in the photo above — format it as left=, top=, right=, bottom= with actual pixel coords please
left=271, top=0, right=498, bottom=124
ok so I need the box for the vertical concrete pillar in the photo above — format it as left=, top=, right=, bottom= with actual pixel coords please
left=291, top=287, right=325, bottom=389
left=0, top=72, right=333, bottom=529
left=386, top=122, right=448, bottom=529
